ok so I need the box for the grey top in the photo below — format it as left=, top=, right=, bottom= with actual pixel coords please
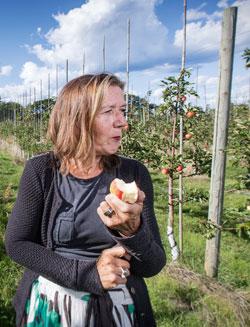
left=53, top=170, right=116, bottom=259
left=5, top=152, right=166, bottom=326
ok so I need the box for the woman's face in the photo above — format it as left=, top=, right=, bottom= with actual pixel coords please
left=93, top=85, right=127, bottom=156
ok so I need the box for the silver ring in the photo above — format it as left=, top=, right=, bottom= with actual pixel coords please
left=120, top=267, right=129, bottom=278
left=104, top=207, right=115, bottom=218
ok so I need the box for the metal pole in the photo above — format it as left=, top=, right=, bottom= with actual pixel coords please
left=25, top=91, right=28, bottom=107
left=103, top=35, right=106, bottom=71
left=29, top=87, right=32, bottom=105
left=33, top=87, right=36, bottom=104
left=204, top=83, right=207, bottom=111
left=48, top=73, right=50, bottom=108
left=83, top=52, right=85, bottom=75
left=126, top=18, right=130, bottom=119
left=204, top=7, right=237, bottom=278
left=178, top=0, right=187, bottom=256
left=66, top=59, right=69, bottom=83
left=14, top=102, right=16, bottom=128
left=40, top=80, right=42, bottom=101
left=40, top=79, right=43, bottom=135
left=196, top=65, right=199, bottom=106
left=248, top=76, right=250, bottom=120
left=56, top=64, right=59, bottom=96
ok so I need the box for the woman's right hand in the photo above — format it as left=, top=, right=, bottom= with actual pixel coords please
left=96, top=246, right=130, bottom=289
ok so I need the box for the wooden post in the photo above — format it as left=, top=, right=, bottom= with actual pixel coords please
left=204, top=7, right=237, bottom=278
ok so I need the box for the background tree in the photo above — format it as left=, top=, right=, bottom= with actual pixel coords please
left=242, top=48, right=250, bottom=68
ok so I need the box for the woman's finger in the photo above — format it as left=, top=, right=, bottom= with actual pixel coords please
left=99, top=201, right=116, bottom=218
left=137, top=189, right=146, bottom=204
left=105, top=191, right=145, bottom=215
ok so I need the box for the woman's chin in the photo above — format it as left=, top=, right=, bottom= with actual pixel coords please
left=97, top=148, right=119, bottom=156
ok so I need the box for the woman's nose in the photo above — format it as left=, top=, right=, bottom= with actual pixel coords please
left=114, top=111, right=127, bottom=128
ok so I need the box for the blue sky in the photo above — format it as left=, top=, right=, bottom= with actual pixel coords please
left=0, top=0, right=249, bottom=107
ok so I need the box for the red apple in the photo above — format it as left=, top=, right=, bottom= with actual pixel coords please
left=186, top=111, right=196, bottom=118
left=176, top=165, right=183, bottom=172
left=110, top=178, right=138, bottom=204
left=181, top=95, right=187, bottom=102
left=185, top=133, right=193, bottom=140
left=161, top=167, right=170, bottom=175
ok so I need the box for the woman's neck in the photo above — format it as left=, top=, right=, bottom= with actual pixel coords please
left=69, top=158, right=103, bottom=179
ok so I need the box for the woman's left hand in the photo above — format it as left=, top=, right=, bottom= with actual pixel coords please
left=97, top=189, right=145, bottom=236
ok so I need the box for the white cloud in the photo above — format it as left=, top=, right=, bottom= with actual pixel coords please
left=121, top=62, right=178, bottom=100
left=19, top=61, right=83, bottom=97
left=233, top=0, right=250, bottom=49
left=5, top=0, right=170, bottom=103
left=187, top=9, right=209, bottom=21
left=187, top=8, right=221, bottom=22
left=217, top=0, right=229, bottom=8
left=36, top=27, right=42, bottom=38
left=20, top=62, right=50, bottom=85
left=30, top=0, right=169, bottom=72
left=174, top=20, right=221, bottom=54
left=175, top=0, right=250, bottom=58
left=0, top=84, right=27, bottom=102
left=0, top=65, right=13, bottom=76
left=1, top=0, right=249, bottom=109
left=187, top=2, right=222, bottom=22
left=206, top=76, right=219, bottom=86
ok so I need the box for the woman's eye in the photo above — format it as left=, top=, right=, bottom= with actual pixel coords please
left=102, top=109, right=112, bottom=114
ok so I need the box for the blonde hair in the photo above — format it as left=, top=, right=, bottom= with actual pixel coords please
left=47, top=73, right=124, bottom=174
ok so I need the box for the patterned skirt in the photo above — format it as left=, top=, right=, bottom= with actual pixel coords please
left=22, top=276, right=135, bottom=326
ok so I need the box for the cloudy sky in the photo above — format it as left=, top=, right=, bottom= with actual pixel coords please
left=0, top=0, right=249, bottom=108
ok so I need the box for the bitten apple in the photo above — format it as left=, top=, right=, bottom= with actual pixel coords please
left=110, top=178, right=138, bottom=204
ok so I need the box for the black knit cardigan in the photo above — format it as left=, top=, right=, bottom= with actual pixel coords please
left=5, top=152, right=166, bottom=326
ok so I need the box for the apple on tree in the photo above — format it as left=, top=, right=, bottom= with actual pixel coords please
left=161, top=167, right=170, bottom=175
left=186, top=111, right=196, bottom=118
left=110, top=178, right=138, bottom=204
left=185, top=133, right=193, bottom=140
left=181, top=95, right=187, bottom=102
left=176, top=165, right=183, bottom=172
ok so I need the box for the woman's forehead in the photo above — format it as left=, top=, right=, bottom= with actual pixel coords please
left=102, top=86, right=125, bottom=103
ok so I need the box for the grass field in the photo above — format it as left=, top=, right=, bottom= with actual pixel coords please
left=147, top=163, right=250, bottom=327
left=0, top=151, right=249, bottom=326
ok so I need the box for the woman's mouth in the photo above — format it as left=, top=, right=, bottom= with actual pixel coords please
left=112, top=136, right=121, bottom=142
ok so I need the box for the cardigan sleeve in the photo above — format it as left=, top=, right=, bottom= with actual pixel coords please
left=5, top=159, right=104, bottom=295
left=111, top=161, right=167, bottom=277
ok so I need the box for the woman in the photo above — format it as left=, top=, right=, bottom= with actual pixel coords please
left=5, top=73, right=166, bottom=326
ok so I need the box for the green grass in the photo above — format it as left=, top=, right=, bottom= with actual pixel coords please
left=146, top=162, right=250, bottom=326
left=0, top=151, right=249, bottom=326
left=0, top=153, right=24, bottom=326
